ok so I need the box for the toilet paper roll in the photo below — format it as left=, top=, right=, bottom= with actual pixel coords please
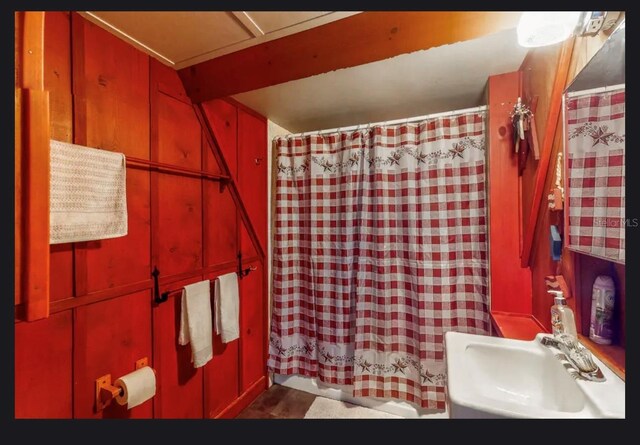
left=114, top=366, right=156, bottom=409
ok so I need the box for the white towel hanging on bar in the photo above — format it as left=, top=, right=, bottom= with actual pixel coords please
left=49, top=139, right=128, bottom=244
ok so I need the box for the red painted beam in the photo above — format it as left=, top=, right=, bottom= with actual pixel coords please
left=16, top=11, right=51, bottom=320
left=487, top=71, right=533, bottom=314
left=179, top=11, right=521, bottom=103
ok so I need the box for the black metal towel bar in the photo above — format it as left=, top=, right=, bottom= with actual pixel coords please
left=152, top=253, right=256, bottom=304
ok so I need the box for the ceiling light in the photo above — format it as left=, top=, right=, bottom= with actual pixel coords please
left=517, top=12, right=583, bottom=47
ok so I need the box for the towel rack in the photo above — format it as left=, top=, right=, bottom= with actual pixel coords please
left=126, top=156, right=230, bottom=186
left=151, top=266, right=183, bottom=304
left=151, top=259, right=256, bottom=305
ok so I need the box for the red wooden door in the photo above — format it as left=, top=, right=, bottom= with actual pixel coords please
left=152, top=278, right=204, bottom=419
left=240, top=261, right=265, bottom=392
left=73, top=291, right=153, bottom=418
left=238, top=109, right=268, bottom=259
left=15, top=312, right=73, bottom=418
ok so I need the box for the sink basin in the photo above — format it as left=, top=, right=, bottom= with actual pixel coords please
left=445, top=332, right=625, bottom=418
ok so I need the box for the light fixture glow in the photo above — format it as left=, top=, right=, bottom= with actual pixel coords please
left=517, top=12, right=583, bottom=47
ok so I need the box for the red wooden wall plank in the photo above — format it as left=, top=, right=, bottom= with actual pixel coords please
left=73, top=290, right=153, bottom=418
left=196, top=104, right=266, bottom=262
left=202, top=99, right=238, bottom=178
left=152, top=278, right=204, bottom=419
left=44, top=8, right=73, bottom=304
left=154, top=92, right=203, bottom=277
left=72, top=13, right=152, bottom=295
left=44, top=11, right=72, bottom=142
left=240, top=262, right=265, bottom=391
left=487, top=72, right=533, bottom=314
left=238, top=110, right=268, bottom=259
left=203, top=267, right=240, bottom=418
left=204, top=139, right=238, bottom=267
left=202, top=99, right=240, bottom=267
left=15, top=312, right=73, bottom=418
left=153, top=57, right=191, bottom=105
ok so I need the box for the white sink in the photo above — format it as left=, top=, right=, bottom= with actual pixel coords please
left=444, top=332, right=625, bottom=418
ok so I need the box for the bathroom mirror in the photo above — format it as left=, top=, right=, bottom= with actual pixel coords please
left=563, top=24, right=625, bottom=264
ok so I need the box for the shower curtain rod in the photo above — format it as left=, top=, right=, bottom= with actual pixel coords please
left=284, top=105, right=488, bottom=138
left=566, top=83, right=625, bottom=98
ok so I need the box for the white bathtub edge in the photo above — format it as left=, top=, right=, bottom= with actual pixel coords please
left=273, top=374, right=448, bottom=419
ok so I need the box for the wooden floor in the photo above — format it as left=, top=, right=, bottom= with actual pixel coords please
left=236, top=384, right=317, bottom=419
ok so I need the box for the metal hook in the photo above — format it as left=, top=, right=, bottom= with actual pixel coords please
left=237, top=252, right=257, bottom=279
left=152, top=266, right=169, bottom=304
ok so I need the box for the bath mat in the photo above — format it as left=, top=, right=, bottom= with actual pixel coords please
left=303, top=397, right=403, bottom=419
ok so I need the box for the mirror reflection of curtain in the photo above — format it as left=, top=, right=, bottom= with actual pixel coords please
left=269, top=112, right=489, bottom=409
left=565, top=87, right=625, bottom=263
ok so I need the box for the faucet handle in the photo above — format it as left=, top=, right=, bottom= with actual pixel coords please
left=556, top=334, right=600, bottom=374
left=555, top=333, right=578, bottom=349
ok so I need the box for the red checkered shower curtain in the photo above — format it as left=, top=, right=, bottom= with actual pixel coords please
left=269, top=112, right=489, bottom=409
left=566, top=89, right=625, bottom=263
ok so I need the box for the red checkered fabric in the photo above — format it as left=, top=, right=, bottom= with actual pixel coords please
left=566, top=89, right=625, bottom=263
left=269, top=112, right=489, bottom=410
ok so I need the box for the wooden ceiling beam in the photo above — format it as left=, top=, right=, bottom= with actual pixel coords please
left=178, top=11, right=522, bottom=103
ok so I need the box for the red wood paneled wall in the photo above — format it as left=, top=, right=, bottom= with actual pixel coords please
left=15, top=12, right=268, bottom=419
left=487, top=72, right=533, bottom=314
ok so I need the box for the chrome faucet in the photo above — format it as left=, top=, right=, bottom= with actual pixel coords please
left=540, top=334, right=606, bottom=382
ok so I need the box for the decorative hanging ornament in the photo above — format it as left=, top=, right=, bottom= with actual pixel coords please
left=510, top=97, right=533, bottom=154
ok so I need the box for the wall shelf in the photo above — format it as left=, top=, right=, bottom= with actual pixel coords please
left=490, top=311, right=547, bottom=341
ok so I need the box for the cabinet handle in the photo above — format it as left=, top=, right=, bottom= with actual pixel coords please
left=254, top=157, right=262, bottom=165
left=247, top=328, right=252, bottom=335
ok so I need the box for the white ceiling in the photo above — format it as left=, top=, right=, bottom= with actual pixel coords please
left=233, top=28, right=529, bottom=133
left=79, top=11, right=360, bottom=69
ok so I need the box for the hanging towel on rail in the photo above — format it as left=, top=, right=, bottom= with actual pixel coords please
left=49, top=140, right=128, bottom=244
left=214, top=272, right=240, bottom=343
left=179, top=280, right=213, bottom=368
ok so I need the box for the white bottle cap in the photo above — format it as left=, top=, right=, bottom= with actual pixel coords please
left=548, top=289, right=565, bottom=305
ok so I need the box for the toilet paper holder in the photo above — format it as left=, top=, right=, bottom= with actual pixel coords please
left=95, top=357, right=150, bottom=412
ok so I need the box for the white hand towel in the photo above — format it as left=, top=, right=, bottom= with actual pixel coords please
left=49, top=139, right=128, bottom=244
left=178, top=280, right=213, bottom=368
left=214, top=272, right=240, bottom=343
